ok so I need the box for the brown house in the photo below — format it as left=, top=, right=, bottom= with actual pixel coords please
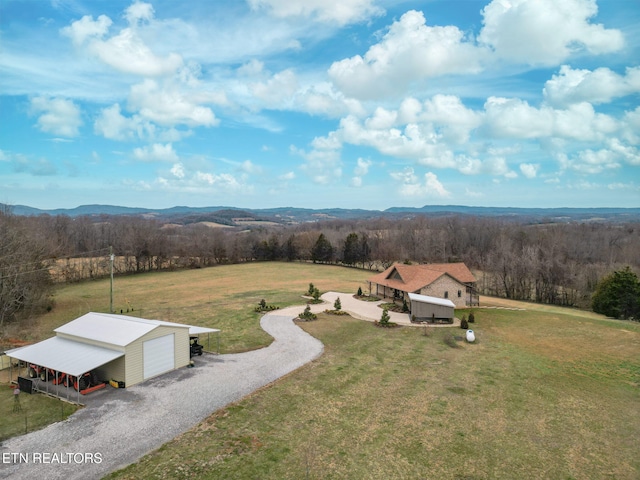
left=368, top=262, right=479, bottom=307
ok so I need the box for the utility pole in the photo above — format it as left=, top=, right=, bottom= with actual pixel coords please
left=110, top=246, right=115, bottom=313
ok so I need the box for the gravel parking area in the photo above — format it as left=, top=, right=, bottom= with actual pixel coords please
left=0, top=313, right=323, bottom=480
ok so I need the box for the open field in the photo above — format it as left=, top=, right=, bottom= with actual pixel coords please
left=3, top=262, right=639, bottom=478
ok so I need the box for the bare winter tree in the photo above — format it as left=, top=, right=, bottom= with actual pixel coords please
left=0, top=210, right=54, bottom=328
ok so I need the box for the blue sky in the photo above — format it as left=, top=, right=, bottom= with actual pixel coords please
left=1, top=0, right=639, bottom=210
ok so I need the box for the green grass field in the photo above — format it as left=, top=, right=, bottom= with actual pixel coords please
left=3, top=262, right=639, bottom=478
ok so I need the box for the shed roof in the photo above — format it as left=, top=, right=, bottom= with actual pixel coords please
left=55, top=312, right=190, bottom=347
left=408, top=292, right=456, bottom=308
left=368, top=262, right=476, bottom=293
left=5, top=337, right=124, bottom=377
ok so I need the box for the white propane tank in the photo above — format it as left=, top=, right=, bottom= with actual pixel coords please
left=466, top=329, right=475, bottom=343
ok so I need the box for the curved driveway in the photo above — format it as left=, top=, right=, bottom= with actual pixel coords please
left=0, top=312, right=323, bottom=480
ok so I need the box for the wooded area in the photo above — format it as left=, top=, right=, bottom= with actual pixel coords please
left=1, top=208, right=638, bottom=325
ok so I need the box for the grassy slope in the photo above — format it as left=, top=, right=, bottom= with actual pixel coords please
left=103, top=265, right=640, bottom=480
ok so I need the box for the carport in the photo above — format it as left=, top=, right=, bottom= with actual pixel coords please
left=6, top=337, right=123, bottom=404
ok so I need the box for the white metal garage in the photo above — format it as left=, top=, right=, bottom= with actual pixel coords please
left=6, top=313, right=219, bottom=398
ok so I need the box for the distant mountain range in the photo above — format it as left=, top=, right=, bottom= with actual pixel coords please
left=2, top=203, right=639, bottom=225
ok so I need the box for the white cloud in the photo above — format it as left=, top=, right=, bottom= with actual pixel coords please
left=279, top=171, right=296, bottom=181
left=354, top=157, right=372, bottom=176
left=133, top=143, right=179, bottom=162
left=544, top=65, right=640, bottom=107
left=558, top=148, right=621, bottom=174
left=391, top=168, right=451, bottom=198
left=484, top=97, right=553, bottom=138
left=291, top=143, right=342, bottom=185
left=484, top=97, right=617, bottom=142
left=124, top=1, right=155, bottom=25
left=247, top=0, right=383, bottom=26
left=128, top=79, right=219, bottom=127
left=170, top=162, right=185, bottom=179
left=93, top=29, right=183, bottom=76
left=329, top=10, right=485, bottom=99
left=240, top=160, right=263, bottom=174
left=155, top=162, right=251, bottom=194
left=30, top=96, right=82, bottom=137
left=520, top=163, right=540, bottom=178
left=94, top=103, right=151, bottom=141
left=351, top=157, right=372, bottom=187
left=61, top=8, right=183, bottom=77
left=60, top=14, right=112, bottom=46
left=249, top=69, right=299, bottom=108
left=420, top=95, right=483, bottom=144
left=479, top=0, right=624, bottom=65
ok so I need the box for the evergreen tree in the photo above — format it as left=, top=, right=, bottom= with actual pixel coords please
left=311, top=233, right=334, bottom=264
left=343, top=232, right=360, bottom=266
left=380, top=308, right=390, bottom=325
left=334, top=297, right=342, bottom=311
left=592, top=267, right=640, bottom=320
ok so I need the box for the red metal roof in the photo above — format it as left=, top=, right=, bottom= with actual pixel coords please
left=369, top=262, right=476, bottom=293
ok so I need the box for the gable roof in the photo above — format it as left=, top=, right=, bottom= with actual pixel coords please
left=55, top=312, right=190, bottom=347
left=369, top=262, right=476, bottom=293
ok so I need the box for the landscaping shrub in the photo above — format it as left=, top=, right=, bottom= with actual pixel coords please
left=460, top=315, right=469, bottom=329
left=307, top=283, right=315, bottom=296
left=468, top=312, right=475, bottom=323
left=254, top=299, right=279, bottom=312
left=374, top=308, right=398, bottom=328
left=298, top=305, right=317, bottom=321
left=334, top=297, right=342, bottom=311
left=357, top=286, right=363, bottom=296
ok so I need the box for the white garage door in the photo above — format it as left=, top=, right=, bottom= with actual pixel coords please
left=143, top=334, right=175, bottom=379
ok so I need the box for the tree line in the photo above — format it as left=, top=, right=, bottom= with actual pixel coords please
left=1, top=208, right=639, bottom=326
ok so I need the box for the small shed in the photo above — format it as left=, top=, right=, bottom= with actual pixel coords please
left=408, top=293, right=455, bottom=323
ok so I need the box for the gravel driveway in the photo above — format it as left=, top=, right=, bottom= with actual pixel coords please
left=0, top=312, right=323, bottom=480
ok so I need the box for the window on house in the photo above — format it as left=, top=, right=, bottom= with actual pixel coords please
left=444, top=291, right=448, bottom=299
left=458, top=290, right=462, bottom=297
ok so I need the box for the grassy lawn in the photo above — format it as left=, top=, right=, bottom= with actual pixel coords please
left=0, top=387, right=78, bottom=442
left=108, top=295, right=640, bottom=479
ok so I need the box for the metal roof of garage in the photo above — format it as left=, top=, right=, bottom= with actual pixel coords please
left=5, top=337, right=124, bottom=377
left=55, top=312, right=190, bottom=347
left=408, top=292, right=456, bottom=308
